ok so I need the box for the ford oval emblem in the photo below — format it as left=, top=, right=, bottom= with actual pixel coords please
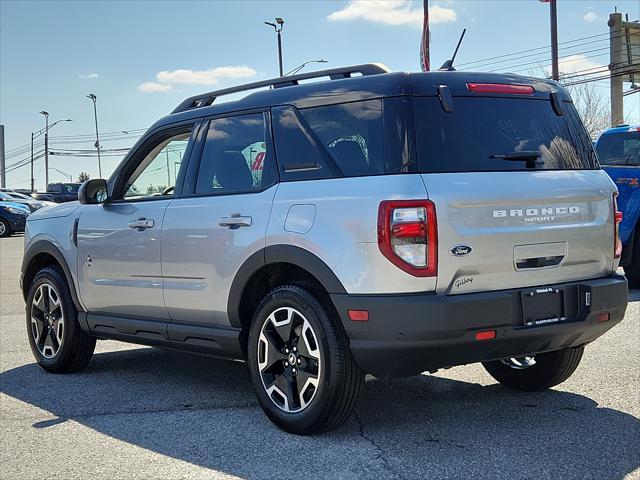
left=450, top=245, right=472, bottom=257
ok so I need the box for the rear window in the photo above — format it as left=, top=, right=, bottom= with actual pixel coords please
left=414, top=97, right=598, bottom=172
left=596, top=131, right=640, bottom=166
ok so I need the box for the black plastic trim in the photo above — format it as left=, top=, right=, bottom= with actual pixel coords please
left=21, top=240, right=83, bottom=313
left=86, top=313, right=243, bottom=359
left=226, top=245, right=347, bottom=328
left=331, top=274, right=628, bottom=378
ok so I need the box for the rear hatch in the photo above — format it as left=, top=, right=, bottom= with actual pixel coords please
left=412, top=75, right=617, bottom=294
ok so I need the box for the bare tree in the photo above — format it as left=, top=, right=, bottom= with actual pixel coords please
left=562, top=78, right=610, bottom=140
left=77, top=171, right=90, bottom=182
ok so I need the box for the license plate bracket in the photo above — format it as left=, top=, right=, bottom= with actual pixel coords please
left=520, top=287, right=566, bottom=327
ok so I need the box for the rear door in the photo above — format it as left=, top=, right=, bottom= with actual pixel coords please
left=161, top=111, right=278, bottom=327
left=413, top=94, right=617, bottom=295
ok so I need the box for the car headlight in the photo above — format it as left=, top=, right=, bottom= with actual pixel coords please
left=6, top=207, right=27, bottom=215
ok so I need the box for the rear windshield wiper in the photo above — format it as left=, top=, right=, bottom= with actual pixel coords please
left=490, top=151, right=545, bottom=167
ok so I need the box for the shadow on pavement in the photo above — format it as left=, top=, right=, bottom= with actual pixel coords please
left=1, top=347, right=639, bottom=479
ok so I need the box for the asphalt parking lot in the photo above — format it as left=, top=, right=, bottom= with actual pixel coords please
left=1, top=234, right=639, bottom=479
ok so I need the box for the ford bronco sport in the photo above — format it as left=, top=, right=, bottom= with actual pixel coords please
left=21, top=64, right=628, bottom=434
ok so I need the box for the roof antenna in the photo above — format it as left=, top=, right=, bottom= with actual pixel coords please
left=439, top=28, right=466, bottom=71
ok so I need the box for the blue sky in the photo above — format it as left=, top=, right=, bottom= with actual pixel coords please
left=1, top=0, right=639, bottom=190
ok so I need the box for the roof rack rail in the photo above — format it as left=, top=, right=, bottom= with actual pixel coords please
left=171, top=63, right=391, bottom=114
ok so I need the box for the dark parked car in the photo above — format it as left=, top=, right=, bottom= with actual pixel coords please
left=0, top=203, right=29, bottom=237
left=31, top=183, right=81, bottom=203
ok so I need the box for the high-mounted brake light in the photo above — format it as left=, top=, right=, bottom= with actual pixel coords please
left=377, top=200, right=437, bottom=277
left=613, top=193, right=623, bottom=259
left=467, top=83, right=535, bottom=95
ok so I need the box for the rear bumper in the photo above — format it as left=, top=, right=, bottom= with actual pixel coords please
left=331, top=274, right=628, bottom=378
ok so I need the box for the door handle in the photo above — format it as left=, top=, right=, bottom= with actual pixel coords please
left=219, top=213, right=252, bottom=229
left=128, top=218, right=155, bottom=230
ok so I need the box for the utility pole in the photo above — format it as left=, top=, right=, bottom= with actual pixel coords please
left=609, top=12, right=624, bottom=126
left=0, top=125, right=5, bottom=188
left=39, top=111, right=49, bottom=188
left=87, top=94, right=102, bottom=178
left=30, top=132, right=34, bottom=192
left=550, top=0, right=559, bottom=80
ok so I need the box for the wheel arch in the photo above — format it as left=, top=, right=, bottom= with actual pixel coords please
left=227, top=245, right=347, bottom=351
left=21, top=240, right=83, bottom=312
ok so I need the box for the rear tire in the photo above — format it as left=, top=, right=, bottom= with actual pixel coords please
left=26, top=266, right=96, bottom=373
left=247, top=285, right=364, bottom=435
left=624, top=229, right=640, bottom=289
left=482, top=346, right=584, bottom=391
left=0, top=219, right=11, bottom=238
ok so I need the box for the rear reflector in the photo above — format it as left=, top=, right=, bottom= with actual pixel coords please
left=348, top=310, right=369, bottom=321
left=467, top=83, right=535, bottom=95
left=597, top=313, right=610, bottom=323
left=475, top=330, right=496, bottom=341
left=614, top=193, right=623, bottom=259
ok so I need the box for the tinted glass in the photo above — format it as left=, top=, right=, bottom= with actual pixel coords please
left=196, top=113, right=274, bottom=194
left=596, top=131, right=640, bottom=166
left=124, top=129, right=193, bottom=199
left=414, top=97, right=598, bottom=172
left=272, top=106, right=340, bottom=181
left=299, top=100, right=388, bottom=177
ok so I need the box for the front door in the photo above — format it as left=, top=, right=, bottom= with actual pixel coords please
left=77, top=123, right=197, bottom=319
left=162, top=112, right=277, bottom=326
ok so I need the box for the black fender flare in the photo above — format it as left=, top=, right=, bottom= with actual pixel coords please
left=226, top=245, right=347, bottom=328
left=21, top=240, right=83, bottom=312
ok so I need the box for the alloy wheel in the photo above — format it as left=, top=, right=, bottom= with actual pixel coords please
left=30, top=283, right=65, bottom=359
left=0, top=222, right=6, bottom=236
left=257, top=307, right=321, bottom=413
left=500, top=356, right=536, bottom=370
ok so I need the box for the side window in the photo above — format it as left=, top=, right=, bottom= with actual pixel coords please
left=122, top=126, right=194, bottom=199
left=298, top=99, right=385, bottom=177
left=272, top=106, right=340, bottom=181
left=195, top=112, right=275, bottom=195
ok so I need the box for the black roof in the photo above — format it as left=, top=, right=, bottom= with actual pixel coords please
left=148, top=64, right=568, bottom=132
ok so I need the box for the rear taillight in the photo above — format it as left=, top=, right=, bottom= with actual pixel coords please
left=467, top=83, right=535, bottom=95
left=377, top=200, right=437, bottom=277
left=613, top=192, right=623, bottom=259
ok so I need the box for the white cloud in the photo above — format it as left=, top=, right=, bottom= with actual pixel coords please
left=327, top=0, right=456, bottom=27
left=583, top=11, right=599, bottom=23
left=155, top=65, right=257, bottom=85
left=137, top=82, right=173, bottom=93
left=79, top=73, right=99, bottom=79
left=554, top=54, right=605, bottom=75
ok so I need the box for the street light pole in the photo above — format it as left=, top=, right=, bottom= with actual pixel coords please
left=265, top=17, right=285, bottom=76
left=39, top=111, right=49, bottom=188
left=550, top=0, right=559, bottom=80
left=30, top=132, right=34, bottom=192
left=285, top=59, right=328, bottom=76
left=87, top=94, right=102, bottom=178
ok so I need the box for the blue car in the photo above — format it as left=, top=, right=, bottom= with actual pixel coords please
left=0, top=202, right=30, bottom=237
left=596, top=124, right=640, bottom=287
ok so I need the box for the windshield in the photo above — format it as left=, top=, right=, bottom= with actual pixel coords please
left=414, top=97, right=598, bottom=172
left=6, top=192, right=31, bottom=200
left=596, top=131, right=640, bottom=166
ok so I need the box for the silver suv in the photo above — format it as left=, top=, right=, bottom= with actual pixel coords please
left=21, top=65, right=628, bottom=434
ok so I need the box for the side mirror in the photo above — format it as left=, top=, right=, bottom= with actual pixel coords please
left=78, top=179, right=108, bottom=205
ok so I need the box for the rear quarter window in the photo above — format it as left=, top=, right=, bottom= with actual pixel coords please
left=414, top=97, right=598, bottom=172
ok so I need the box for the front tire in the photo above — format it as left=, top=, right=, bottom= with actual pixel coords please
left=247, top=285, right=364, bottom=435
left=26, top=266, right=96, bottom=373
left=482, top=346, right=584, bottom=391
